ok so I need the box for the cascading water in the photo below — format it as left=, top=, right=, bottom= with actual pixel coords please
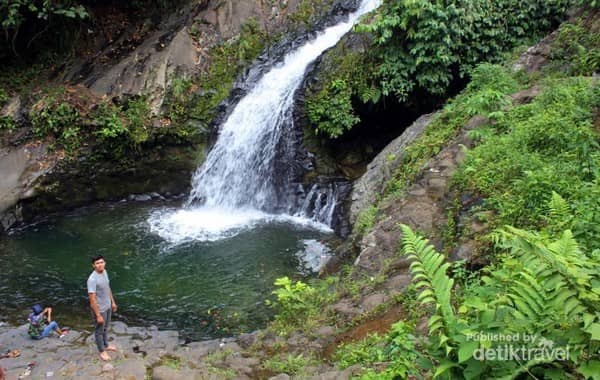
left=149, top=0, right=381, bottom=244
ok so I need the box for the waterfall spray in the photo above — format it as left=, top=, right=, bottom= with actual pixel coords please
left=149, top=0, right=381, bottom=243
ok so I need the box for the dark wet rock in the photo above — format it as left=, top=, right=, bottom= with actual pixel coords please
left=0, top=321, right=267, bottom=380
left=452, top=241, right=477, bottom=262
left=223, top=355, right=260, bottom=376
left=465, top=115, right=491, bottom=130
left=237, top=331, right=259, bottom=349
left=512, top=32, right=556, bottom=73
left=0, top=96, right=26, bottom=126
left=153, top=365, right=202, bottom=380
left=177, top=340, right=221, bottom=361
left=116, top=360, right=148, bottom=380
left=511, top=85, right=542, bottom=105
left=9, top=144, right=199, bottom=232
left=308, top=365, right=362, bottom=380
left=315, top=325, right=336, bottom=337
left=327, top=300, right=361, bottom=321
left=351, top=114, right=482, bottom=276
left=383, top=274, right=412, bottom=295
left=0, top=143, right=55, bottom=230
left=134, top=194, right=152, bottom=202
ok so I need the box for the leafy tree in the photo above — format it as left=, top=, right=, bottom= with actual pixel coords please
left=306, top=78, right=360, bottom=138
left=361, top=0, right=569, bottom=101
left=1, top=0, right=88, bottom=57
left=307, top=0, right=571, bottom=138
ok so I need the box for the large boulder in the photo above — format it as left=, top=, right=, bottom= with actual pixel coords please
left=349, top=113, right=434, bottom=225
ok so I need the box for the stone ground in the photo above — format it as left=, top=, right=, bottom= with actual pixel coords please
left=0, top=321, right=252, bottom=380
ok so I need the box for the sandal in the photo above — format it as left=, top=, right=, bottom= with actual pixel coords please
left=3, top=349, right=21, bottom=358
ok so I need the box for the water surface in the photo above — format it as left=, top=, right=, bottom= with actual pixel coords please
left=0, top=200, right=328, bottom=340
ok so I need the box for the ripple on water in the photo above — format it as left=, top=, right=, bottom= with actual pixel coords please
left=0, top=201, right=331, bottom=339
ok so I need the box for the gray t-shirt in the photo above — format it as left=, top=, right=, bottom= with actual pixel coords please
left=87, top=270, right=111, bottom=312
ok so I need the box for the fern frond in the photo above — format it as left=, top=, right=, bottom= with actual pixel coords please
left=548, top=191, right=572, bottom=225
left=400, top=224, right=456, bottom=352
left=497, top=226, right=599, bottom=304
left=508, top=269, right=546, bottom=321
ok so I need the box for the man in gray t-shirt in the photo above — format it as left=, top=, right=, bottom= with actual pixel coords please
left=87, top=255, right=118, bottom=362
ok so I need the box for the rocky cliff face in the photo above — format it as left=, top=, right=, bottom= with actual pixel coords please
left=60, top=0, right=304, bottom=114
left=0, top=0, right=364, bottom=232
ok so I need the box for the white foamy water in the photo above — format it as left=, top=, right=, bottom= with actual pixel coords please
left=150, top=0, right=381, bottom=243
left=296, top=239, right=333, bottom=273
left=149, top=207, right=333, bottom=245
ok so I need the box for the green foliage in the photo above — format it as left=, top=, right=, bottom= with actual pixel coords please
left=494, top=226, right=600, bottom=309
left=353, top=205, right=378, bottom=237
left=288, top=0, right=328, bottom=30
left=268, top=277, right=319, bottom=332
left=91, top=102, right=130, bottom=156
left=159, top=355, right=181, bottom=370
left=575, top=0, right=600, bottom=8
left=29, top=88, right=195, bottom=158
left=550, top=18, right=600, bottom=76
left=305, top=46, right=380, bottom=139
left=0, top=116, right=17, bottom=131
left=395, top=225, right=600, bottom=378
left=1, top=0, right=88, bottom=57
left=460, top=64, right=520, bottom=118
left=384, top=64, right=521, bottom=199
left=31, top=100, right=81, bottom=152
left=262, top=353, right=315, bottom=376
left=164, top=75, right=193, bottom=126
left=361, top=0, right=568, bottom=101
left=306, top=78, right=360, bottom=138
left=0, top=60, right=54, bottom=95
left=307, top=0, right=568, bottom=138
left=0, top=1, right=87, bottom=30
left=191, top=18, right=266, bottom=127
left=400, top=224, right=456, bottom=356
left=0, top=87, right=8, bottom=105
left=454, top=77, right=600, bottom=251
left=335, top=333, right=387, bottom=368
left=123, top=97, right=151, bottom=144
left=335, top=322, right=418, bottom=379
left=93, top=103, right=126, bottom=140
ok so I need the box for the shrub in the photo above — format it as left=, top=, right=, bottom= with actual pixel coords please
left=396, top=224, right=600, bottom=379
left=307, top=0, right=569, bottom=138
left=306, top=78, right=360, bottom=138
left=550, top=18, right=600, bottom=76
left=31, top=100, right=81, bottom=152
left=268, top=277, right=317, bottom=328
left=454, top=77, right=600, bottom=250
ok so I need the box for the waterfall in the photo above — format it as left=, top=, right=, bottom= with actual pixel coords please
left=149, top=0, right=381, bottom=243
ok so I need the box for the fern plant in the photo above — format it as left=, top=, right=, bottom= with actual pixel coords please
left=400, top=224, right=457, bottom=355
left=494, top=226, right=600, bottom=307
left=399, top=224, right=600, bottom=379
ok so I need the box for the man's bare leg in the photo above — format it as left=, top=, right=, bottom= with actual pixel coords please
left=105, top=345, right=117, bottom=352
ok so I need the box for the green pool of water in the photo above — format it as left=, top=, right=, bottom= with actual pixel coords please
left=0, top=200, right=327, bottom=340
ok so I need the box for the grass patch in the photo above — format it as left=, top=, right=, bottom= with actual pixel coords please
left=454, top=76, right=600, bottom=251
left=262, top=352, right=316, bottom=377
